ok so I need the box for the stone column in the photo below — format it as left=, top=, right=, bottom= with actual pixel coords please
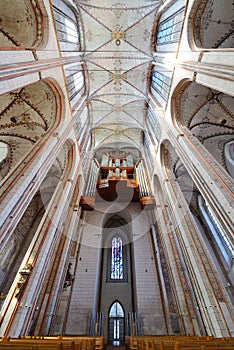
left=153, top=176, right=204, bottom=335
left=0, top=176, right=74, bottom=337
left=0, top=98, right=86, bottom=257
left=163, top=175, right=234, bottom=337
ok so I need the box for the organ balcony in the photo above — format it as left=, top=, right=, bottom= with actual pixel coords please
left=80, top=155, right=155, bottom=210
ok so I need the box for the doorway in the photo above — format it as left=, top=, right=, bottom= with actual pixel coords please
left=108, top=301, right=125, bottom=345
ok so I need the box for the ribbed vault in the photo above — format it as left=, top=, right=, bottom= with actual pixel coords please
left=75, top=0, right=161, bottom=151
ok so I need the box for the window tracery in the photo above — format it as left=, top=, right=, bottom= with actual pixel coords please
left=111, top=237, right=123, bottom=280
left=65, top=68, right=84, bottom=101
left=52, top=0, right=80, bottom=48
left=151, top=71, right=170, bottom=101
left=198, top=196, right=234, bottom=268
left=156, top=8, right=184, bottom=45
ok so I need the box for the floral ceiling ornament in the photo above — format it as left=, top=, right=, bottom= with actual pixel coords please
left=114, top=105, right=123, bottom=111
left=111, top=25, right=126, bottom=46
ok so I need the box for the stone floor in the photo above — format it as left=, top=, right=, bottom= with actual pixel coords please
left=104, top=342, right=129, bottom=350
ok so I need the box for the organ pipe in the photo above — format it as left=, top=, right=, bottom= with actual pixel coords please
left=136, top=160, right=150, bottom=197
left=86, top=159, right=99, bottom=196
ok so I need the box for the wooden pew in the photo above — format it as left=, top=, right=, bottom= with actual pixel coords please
left=127, top=336, right=234, bottom=350
left=0, top=336, right=104, bottom=350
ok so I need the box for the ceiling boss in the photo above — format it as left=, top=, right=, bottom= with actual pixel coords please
left=111, top=26, right=126, bottom=46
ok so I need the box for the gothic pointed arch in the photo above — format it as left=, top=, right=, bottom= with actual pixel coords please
left=188, top=0, right=234, bottom=49
left=172, top=80, right=234, bottom=178
left=97, top=213, right=135, bottom=339
left=160, top=139, right=170, bottom=170
left=0, top=138, right=76, bottom=333
left=0, top=141, right=10, bottom=181
left=108, top=300, right=125, bottom=343
left=52, top=0, right=86, bottom=106
left=161, top=140, right=234, bottom=286
left=0, top=79, right=63, bottom=184
left=0, top=139, right=75, bottom=302
left=109, top=300, right=124, bottom=317
left=161, top=140, right=197, bottom=213
left=52, top=0, right=84, bottom=52
left=159, top=139, right=234, bottom=332
left=153, top=4, right=185, bottom=51
left=103, top=215, right=130, bottom=284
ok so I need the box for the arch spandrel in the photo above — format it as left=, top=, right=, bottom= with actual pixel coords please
left=172, top=80, right=234, bottom=176
left=0, top=79, right=64, bottom=187
left=0, top=0, right=47, bottom=49
left=188, top=0, right=234, bottom=49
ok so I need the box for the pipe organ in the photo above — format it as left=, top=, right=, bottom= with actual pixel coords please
left=80, top=153, right=155, bottom=210
left=136, top=160, right=155, bottom=209
left=79, top=159, right=100, bottom=210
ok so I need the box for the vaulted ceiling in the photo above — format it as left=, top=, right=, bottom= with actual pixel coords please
left=77, top=0, right=160, bottom=152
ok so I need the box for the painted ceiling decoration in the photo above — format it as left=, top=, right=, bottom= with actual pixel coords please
left=175, top=82, right=234, bottom=173
left=0, top=0, right=44, bottom=48
left=193, top=0, right=234, bottom=49
left=0, top=80, right=59, bottom=180
left=75, top=0, right=161, bottom=151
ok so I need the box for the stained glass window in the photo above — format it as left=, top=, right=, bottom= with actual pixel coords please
left=111, top=237, right=123, bottom=280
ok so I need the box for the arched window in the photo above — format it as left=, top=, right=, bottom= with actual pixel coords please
left=64, top=17, right=79, bottom=43
left=52, top=0, right=80, bottom=51
left=109, top=301, right=124, bottom=318
left=147, top=107, right=161, bottom=143
left=224, top=141, right=234, bottom=178
left=108, top=301, right=125, bottom=344
left=143, top=132, right=154, bottom=170
left=0, top=141, right=8, bottom=162
left=65, top=65, right=84, bottom=106
left=75, top=107, right=89, bottom=141
left=65, top=67, right=84, bottom=100
left=198, top=196, right=234, bottom=268
left=111, top=237, right=123, bottom=280
left=0, top=141, right=10, bottom=181
left=151, top=71, right=170, bottom=101
left=156, top=7, right=184, bottom=45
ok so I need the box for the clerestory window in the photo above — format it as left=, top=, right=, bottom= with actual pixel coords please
left=198, top=195, right=234, bottom=268
left=52, top=0, right=80, bottom=50
left=65, top=66, right=84, bottom=101
left=151, top=71, right=170, bottom=101
left=157, top=8, right=184, bottom=45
